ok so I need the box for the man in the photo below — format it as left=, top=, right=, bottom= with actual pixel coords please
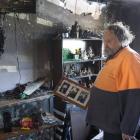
left=86, top=22, right=140, bottom=140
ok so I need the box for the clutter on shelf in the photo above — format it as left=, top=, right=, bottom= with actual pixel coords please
left=0, top=77, right=55, bottom=139
left=0, top=111, right=63, bottom=140
left=63, top=47, right=96, bottom=62
left=0, top=77, right=53, bottom=100
left=54, top=21, right=102, bottom=40
left=62, top=38, right=103, bottom=88
left=68, top=21, right=102, bottom=39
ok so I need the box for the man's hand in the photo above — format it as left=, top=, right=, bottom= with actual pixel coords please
left=122, top=133, right=137, bottom=140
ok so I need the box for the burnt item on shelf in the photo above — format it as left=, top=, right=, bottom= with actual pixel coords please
left=3, top=111, right=12, bottom=132
left=70, top=21, right=80, bottom=38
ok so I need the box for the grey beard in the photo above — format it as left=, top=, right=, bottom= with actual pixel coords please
left=104, top=47, right=120, bottom=58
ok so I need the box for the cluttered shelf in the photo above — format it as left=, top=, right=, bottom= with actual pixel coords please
left=0, top=112, right=63, bottom=140
left=0, top=78, right=56, bottom=140
left=74, top=74, right=98, bottom=79
left=0, top=91, right=53, bottom=109
left=62, top=38, right=102, bottom=41
left=63, top=59, right=93, bottom=64
left=67, top=74, right=98, bottom=79
left=0, top=126, right=43, bottom=140
left=0, top=77, right=54, bottom=109
left=63, top=57, right=105, bottom=64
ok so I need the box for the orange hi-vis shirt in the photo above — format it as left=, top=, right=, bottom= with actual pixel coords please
left=95, top=46, right=140, bottom=92
left=86, top=46, right=140, bottom=136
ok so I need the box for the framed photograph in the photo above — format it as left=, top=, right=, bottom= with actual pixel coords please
left=59, top=81, right=70, bottom=94
left=54, top=77, right=90, bottom=109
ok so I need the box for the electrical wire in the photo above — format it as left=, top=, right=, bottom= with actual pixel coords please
left=74, top=0, right=78, bottom=21
left=14, top=13, right=21, bottom=84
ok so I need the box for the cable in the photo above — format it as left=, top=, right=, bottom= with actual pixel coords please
left=14, top=13, right=21, bottom=84
left=74, top=0, right=78, bottom=21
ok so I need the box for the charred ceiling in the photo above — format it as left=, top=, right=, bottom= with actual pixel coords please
left=105, top=0, right=140, bottom=51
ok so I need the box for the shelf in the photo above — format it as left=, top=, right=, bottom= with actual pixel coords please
left=0, top=91, right=53, bottom=109
left=63, top=59, right=93, bottom=64
left=0, top=127, right=40, bottom=140
left=62, top=38, right=102, bottom=41
left=94, top=57, right=106, bottom=61
left=66, top=74, right=98, bottom=79
left=69, top=74, right=98, bottom=79
left=63, top=57, right=106, bottom=64
left=0, top=120, right=62, bottom=140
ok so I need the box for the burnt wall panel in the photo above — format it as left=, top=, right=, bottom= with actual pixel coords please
left=0, top=15, right=53, bottom=92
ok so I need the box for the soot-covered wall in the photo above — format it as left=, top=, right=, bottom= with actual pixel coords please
left=0, top=15, right=54, bottom=92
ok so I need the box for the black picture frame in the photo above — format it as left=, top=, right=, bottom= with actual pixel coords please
left=54, top=77, right=90, bottom=109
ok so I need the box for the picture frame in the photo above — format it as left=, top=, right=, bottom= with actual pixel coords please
left=54, top=77, right=90, bottom=109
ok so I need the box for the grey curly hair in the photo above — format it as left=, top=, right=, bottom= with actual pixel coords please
left=106, top=22, right=135, bottom=47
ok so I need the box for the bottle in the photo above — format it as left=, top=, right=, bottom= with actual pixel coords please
left=3, top=111, right=12, bottom=132
left=75, top=49, right=79, bottom=60
left=75, top=21, right=80, bottom=38
left=75, top=49, right=78, bottom=55
left=78, top=48, right=82, bottom=59
left=72, top=21, right=80, bottom=38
